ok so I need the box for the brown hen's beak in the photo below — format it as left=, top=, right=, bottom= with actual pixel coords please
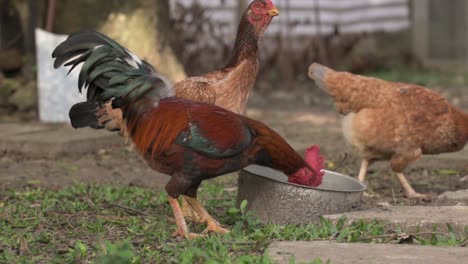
left=268, top=8, right=279, bottom=17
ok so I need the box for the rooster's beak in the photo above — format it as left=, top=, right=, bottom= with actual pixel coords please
left=267, top=8, right=279, bottom=17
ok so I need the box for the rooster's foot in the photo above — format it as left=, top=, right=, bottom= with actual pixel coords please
left=202, top=220, right=230, bottom=234
left=184, top=196, right=230, bottom=234
left=172, top=230, right=203, bottom=239
left=181, top=196, right=204, bottom=223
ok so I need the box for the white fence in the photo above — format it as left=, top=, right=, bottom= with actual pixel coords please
left=171, top=0, right=410, bottom=36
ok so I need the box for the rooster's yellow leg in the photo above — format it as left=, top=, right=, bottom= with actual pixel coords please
left=168, top=196, right=202, bottom=239
left=358, top=159, right=369, bottom=182
left=181, top=195, right=204, bottom=223
left=395, top=173, right=430, bottom=200
left=184, top=196, right=230, bottom=234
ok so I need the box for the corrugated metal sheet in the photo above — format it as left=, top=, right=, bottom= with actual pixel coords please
left=171, top=0, right=410, bottom=36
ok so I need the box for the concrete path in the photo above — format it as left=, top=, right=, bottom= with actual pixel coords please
left=325, top=206, right=468, bottom=236
left=267, top=241, right=468, bottom=264
left=0, top=122, right=121, bottom=158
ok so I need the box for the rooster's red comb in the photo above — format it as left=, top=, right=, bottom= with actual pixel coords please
left=305, top=145, right=325, bottom=185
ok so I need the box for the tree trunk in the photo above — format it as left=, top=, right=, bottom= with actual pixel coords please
left=53, top=0, right=186, bottom=82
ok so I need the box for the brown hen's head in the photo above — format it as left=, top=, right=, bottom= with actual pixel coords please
left=246, top=0, right=279, bottom=35
left=288, top=145, right=325, bottom=187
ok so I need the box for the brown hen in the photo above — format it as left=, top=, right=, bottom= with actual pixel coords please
left=309, top=63, right=468, bottom=199
left=175, top=0, right=279, bottom=114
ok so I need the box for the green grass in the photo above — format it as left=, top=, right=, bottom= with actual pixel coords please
left=0, top=183, right=466, bottom=264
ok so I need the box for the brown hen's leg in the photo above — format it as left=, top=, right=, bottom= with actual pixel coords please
left=181, top=196, right=204, bottom=223
left=391, top=150, right=429, bottom=200
left=395, top=173, right=430, bottom=200
left=357, top=159, right=369, bottom=182
left=184, top=197, right=230, bottom=234
left=167, top=196, right=201, bottom=239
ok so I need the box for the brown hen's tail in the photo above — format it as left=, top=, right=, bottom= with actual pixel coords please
left=308, top=63, right=395, bottom=113
left=308, top=63, right=332, bottom=94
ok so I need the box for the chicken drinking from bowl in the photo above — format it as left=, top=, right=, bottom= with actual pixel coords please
left=52, top=30, right=324, bottom=238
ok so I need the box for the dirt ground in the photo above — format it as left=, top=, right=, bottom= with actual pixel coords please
left=1, top=84, right=468, bottom=207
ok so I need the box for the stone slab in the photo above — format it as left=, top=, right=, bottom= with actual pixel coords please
left=0, top=123, right=122, bottom=158
left=438, top=189, right=468, bottom=205
left=267, top=241, right=468, bottom=264
left=324, top=206, right=468, bottom=236
left=439, top=189, right=468, bottom=200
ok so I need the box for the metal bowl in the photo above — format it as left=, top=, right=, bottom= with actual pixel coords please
left=237, top=165, right=367, bottom=225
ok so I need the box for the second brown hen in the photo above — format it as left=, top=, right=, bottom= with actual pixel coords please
left=309, top=63, right=468, bottom=199
left=175, top=0, right=279, bottom=114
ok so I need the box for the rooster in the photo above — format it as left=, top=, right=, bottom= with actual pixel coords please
left=309, top=63, right=468, bottom=199
left=52, top=31, right=323, bottom=238
left=96, top=0, right=281, bottom=222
